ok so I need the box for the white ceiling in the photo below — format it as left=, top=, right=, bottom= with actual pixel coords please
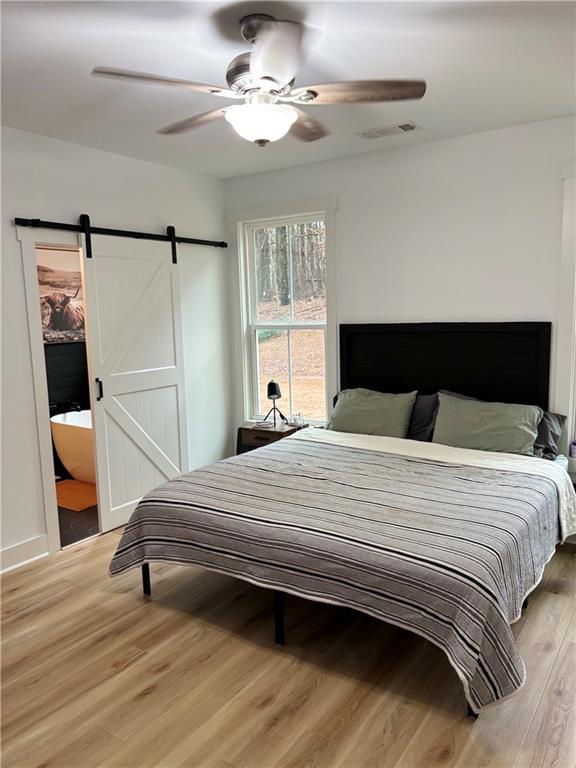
left=2, top=1, right=574, bottom=178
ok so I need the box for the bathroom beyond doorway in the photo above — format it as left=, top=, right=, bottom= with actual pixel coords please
left=37, top=245, right=100, bottom=547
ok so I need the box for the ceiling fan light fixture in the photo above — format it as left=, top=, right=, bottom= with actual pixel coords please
left=225, top=103, right=298, bottom=144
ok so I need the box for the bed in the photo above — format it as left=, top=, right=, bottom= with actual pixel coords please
left=110, top=322, right=576, bottom=714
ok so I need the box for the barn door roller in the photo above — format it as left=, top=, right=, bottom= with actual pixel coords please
left=79, top=213, right=93, bottom=259
left=166, top=225, right=178, bottom=264
left=14, top=214, right=228, bottom=255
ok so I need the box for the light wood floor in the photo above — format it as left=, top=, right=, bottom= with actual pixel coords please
left=2, top=530, right=575, bottom=768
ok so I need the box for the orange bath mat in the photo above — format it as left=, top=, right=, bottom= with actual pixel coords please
left=56, top=480, right=97, bottom=512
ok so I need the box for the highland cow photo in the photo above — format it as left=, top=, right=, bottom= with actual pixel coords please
left=37, top=248, right=85, bottom=344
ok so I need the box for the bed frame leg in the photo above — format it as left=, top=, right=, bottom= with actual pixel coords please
left=467, top=704, right=479, bottom=720
left=522, top=596, right=529, bottom=610
left=274, top=591, right=285, bottom=646
left=142, top=563, right=151, bottom=596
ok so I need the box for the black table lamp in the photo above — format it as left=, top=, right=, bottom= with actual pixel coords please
left=263, top=380, right=287, bottom=428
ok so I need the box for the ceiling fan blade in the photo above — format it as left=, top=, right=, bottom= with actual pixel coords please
left=92, top=67, right=240, bottom=98
left=157, top=109, right=227, bottom=135
left=290, top=80, right=427, bottom=105
left=289, top=109, right=329, bottom=142
left=250, top=20, right=303, bottom=86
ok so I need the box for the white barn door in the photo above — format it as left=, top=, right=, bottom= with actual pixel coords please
left=83, top=235, right=188, bottom=532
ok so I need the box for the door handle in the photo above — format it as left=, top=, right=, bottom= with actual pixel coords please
left=95, top=378, right=104, bottom=402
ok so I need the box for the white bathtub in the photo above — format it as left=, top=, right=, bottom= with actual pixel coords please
left=50, top=410, right=96, bottom=484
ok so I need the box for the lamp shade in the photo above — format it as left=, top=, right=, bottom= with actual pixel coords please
left=267, top=380, right=282, bottom=400
left=225, top=104, right=298, bottom=143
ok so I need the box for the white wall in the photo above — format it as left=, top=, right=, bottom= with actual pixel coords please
left=1, top=126, right=232, bottom=566
left=224, top=117, right=575, bottom=424
left=3, top=117, right=574, bottom=568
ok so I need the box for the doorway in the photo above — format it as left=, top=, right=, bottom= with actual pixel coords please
left=36, top=245, right=100, bottom=547
left=19, top=222, right=191, bottom=555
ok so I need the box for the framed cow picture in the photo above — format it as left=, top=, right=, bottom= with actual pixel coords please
left=37, top=248, right=85, bottom=344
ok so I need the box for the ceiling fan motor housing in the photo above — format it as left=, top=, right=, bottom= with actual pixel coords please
left=226, top=52, right=294, bottom=96
left=226, top=53, right=253, bottom=91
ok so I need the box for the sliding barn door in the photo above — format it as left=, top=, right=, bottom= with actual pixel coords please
left=82, top=236, right=188, bottom=531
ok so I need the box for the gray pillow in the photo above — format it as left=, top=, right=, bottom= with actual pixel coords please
left=408, top=394, right=439, bottom=441
left=418, top=390, right=477, bottom=440
left=534, top=411, right=566, bottom=459
left=432, top=392, right=542, bottom=455
left=438, top=391, right=564, bottom=460
left=328, top=388, right=417, bottom=438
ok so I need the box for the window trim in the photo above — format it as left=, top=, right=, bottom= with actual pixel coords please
left=229, top=198, right=337, bottom=428
left=556, top=172, right=576, bottom=456
left=245, top=215, right=327, bottom=423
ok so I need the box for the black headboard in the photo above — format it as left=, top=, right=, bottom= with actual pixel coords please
left=340, top=322, right=551, bottom=410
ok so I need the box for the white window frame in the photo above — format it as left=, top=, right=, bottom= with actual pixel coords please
left=556, top=168, right=576, bottom=460
left=245, top=214, right=327, bottom=422
left=229, top=197, right=338, bottom=427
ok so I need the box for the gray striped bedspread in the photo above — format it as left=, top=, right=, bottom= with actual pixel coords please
left=110, top=429, right=576, bottom=712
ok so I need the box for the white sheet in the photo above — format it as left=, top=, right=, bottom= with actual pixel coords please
left=292, top=428, right=576, bottom=540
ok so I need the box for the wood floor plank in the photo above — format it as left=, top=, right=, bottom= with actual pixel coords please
left=273, top=729, right=336, bottom=768
left=2, top=583, right=266, bottom=763
left=516, top=640, right=576, bottom=768
left=2, top=725, right=126, bottom=768
left=1, top=533, right=574, bottom=768
left=565, top=606, right=576, bottom=645
left=447, top=598, right=572, bottom=767
left=2, top=642, right=147, bottom=744
left=328, top=647, right=462, bottom=768
left=538, top=546, right=576, bottom=600
left=225, top=619, right=402, bottom=768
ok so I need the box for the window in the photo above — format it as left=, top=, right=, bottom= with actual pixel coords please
left=243, top=215, right=327, bottom=423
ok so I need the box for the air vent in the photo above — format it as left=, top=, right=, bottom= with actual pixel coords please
left=355, top=121, right=422, bottom=140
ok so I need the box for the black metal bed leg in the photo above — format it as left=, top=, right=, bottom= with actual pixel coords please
left=142, top=563, right=151, bottom=596
left=467, top=704, right=479, bottom=720
left=274, top=591, right=285, bottom=646
left=522, top=596, right=529, bottom=610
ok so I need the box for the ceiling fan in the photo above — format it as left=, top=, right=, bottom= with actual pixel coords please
left=92, top=13, right=427, bottom=147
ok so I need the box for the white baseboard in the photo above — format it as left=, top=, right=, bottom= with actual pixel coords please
left=1, top=535, right=49, bottom=573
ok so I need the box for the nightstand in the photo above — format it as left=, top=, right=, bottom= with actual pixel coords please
left=236, top=422, right=307, bottom=455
